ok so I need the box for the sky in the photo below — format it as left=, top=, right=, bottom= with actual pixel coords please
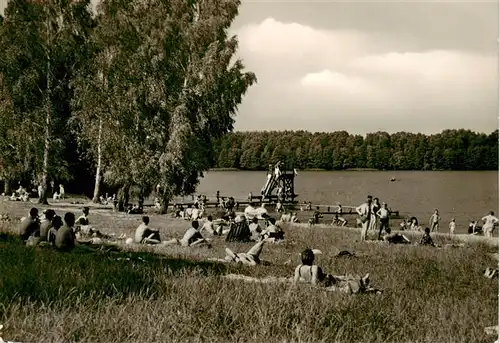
left=1, top=0, right=498, bottom=135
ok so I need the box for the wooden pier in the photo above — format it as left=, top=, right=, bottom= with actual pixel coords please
left=167, top=192, right=401, bottom=218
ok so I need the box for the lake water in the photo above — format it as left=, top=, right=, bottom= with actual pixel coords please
left=196, top=170, right=499, bottom=234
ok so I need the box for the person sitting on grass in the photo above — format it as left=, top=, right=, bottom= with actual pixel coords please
left=76, top=207, right=90, bottom=226
left=184, top=204, right=193, bottom=220
left=200, top=215, right=217, bottom=235
left=468, top=220, right=478, bottom=234
left=280, top=212, right=292, bottom=222
left=311, top=206, right=323, bottom=225
left=294, top=248, right=325, bottom=286
left=135, top=216, right=161, bottom=244
left=249, top=217, right=262, bottom=241
left=332, top=213, right=347, bottom=227
left=19, top=207, right=40, bottom=241
left=174, top=204, right=184, bottom=219
left=48, top=215, right=63, bottom=245
left=163, top=220, right=211, bottom=247
left=417, top=227, right=435, bottom=247
left=382, top=228, right=411, bottom=244
left=224, top=240, right=267, bottom=266
left=74, top=207, right=108, bottom=239
left=226, top=215, right=252, bottom=243
left=39, top=209, right=56, bottom=242
left=55, top=212, right=77, bottom=252
left=191, top=203, right=202, bottom=220
left=261, top=217, right=284, bottom=241
left=291, top=212, right=299, bottom=223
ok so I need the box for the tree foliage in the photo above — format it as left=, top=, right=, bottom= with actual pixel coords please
left=76, top=0, right=256, bottom=207
left=0, top=0, right=94, bottom=201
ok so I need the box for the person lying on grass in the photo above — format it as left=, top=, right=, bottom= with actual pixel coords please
left=135, top=216, right=161, bottom=244
left=55, top=212, right=77, bottom=252
left=293, top=248, right=377, bottom=294
left=163, top=220, right=211, bottom=247
left=382, top=228, right=411, bottom=244
left=224, top=240, right=267, bottom=266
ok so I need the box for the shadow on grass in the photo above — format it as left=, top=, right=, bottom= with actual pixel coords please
left=0, top=233, right=231, bottom=306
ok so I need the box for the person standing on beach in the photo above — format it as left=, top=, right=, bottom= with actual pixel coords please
left=429, top=209, right=440, bottom=232
left=356, top=195, right=373, bottom=241
left=449, top=218, right=456, bottom=235
left=59, top=184, right=65, bottom=200
left=377, top=203, right=390, bottom=239
left=481, top=211, right=499, bottom=238
left=369, top=198, right=381, bottom=231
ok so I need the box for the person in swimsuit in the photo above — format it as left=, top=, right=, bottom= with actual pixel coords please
left=294, top=248, right=371, bottom=293
left=382, top=228, right=411, bottom=244
left=356, top=195, right=373, bottom=241
left=449, top=218, right=456, bottom=235
left=163, top=221, right=211, bottom=247
left=482, top=211, right=499, bottom=238
left=429, top=209, right=440, bottom=232
left=369, top=198, right=381, bottom=232
left=294, top=248, right=324, bottom=285
left=134, top=216, right=161, bottom=244
left=376, top=203, right=390, bottom=239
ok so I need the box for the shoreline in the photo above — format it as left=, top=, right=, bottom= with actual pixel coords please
left=288, top=222, right=499, bottom=247
left=208, top=168, right=498, bottom=172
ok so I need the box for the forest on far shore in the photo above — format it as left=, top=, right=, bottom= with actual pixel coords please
left=212, top=129, right=499, bottom=171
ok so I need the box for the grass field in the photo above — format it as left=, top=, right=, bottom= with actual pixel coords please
left=0, top=199, right=498, bottom=343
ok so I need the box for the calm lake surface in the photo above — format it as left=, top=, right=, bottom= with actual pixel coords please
left=196, top=171, right=499, bottom=234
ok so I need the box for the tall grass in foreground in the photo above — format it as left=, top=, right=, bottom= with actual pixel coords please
left=0, top=201, right=498, bottom=343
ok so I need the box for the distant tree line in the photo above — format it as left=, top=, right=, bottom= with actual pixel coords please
left=212, top=130, right=499, bottom=171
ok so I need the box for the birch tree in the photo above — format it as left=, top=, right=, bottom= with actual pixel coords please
left=91, top=0, right=256, bottom=212
left=0, top=0, right=94, bottom=203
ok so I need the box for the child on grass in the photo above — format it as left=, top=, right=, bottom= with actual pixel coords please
left=135, top=216, right=161, bottom=244
left=449, top=218, right=456, bottom=235
left=55, top=212, right=76, bottom=252
left=418, top=227, right=435, bottom=247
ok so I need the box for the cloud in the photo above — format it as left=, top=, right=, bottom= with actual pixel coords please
left=232, top=18, right=497, bottom=134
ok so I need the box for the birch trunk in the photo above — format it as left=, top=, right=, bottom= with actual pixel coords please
left=38, top=45, right=51, bottom=205
left=92, top=118, right=103, bottom=203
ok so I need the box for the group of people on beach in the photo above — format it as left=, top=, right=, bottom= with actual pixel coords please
left=16, top=206, right=105, bottom=251
left=9, top=183, right=497, bottom=294
left=4, top=182, right=66, bottom=202
left=353, top=195, right=498, bottom=244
